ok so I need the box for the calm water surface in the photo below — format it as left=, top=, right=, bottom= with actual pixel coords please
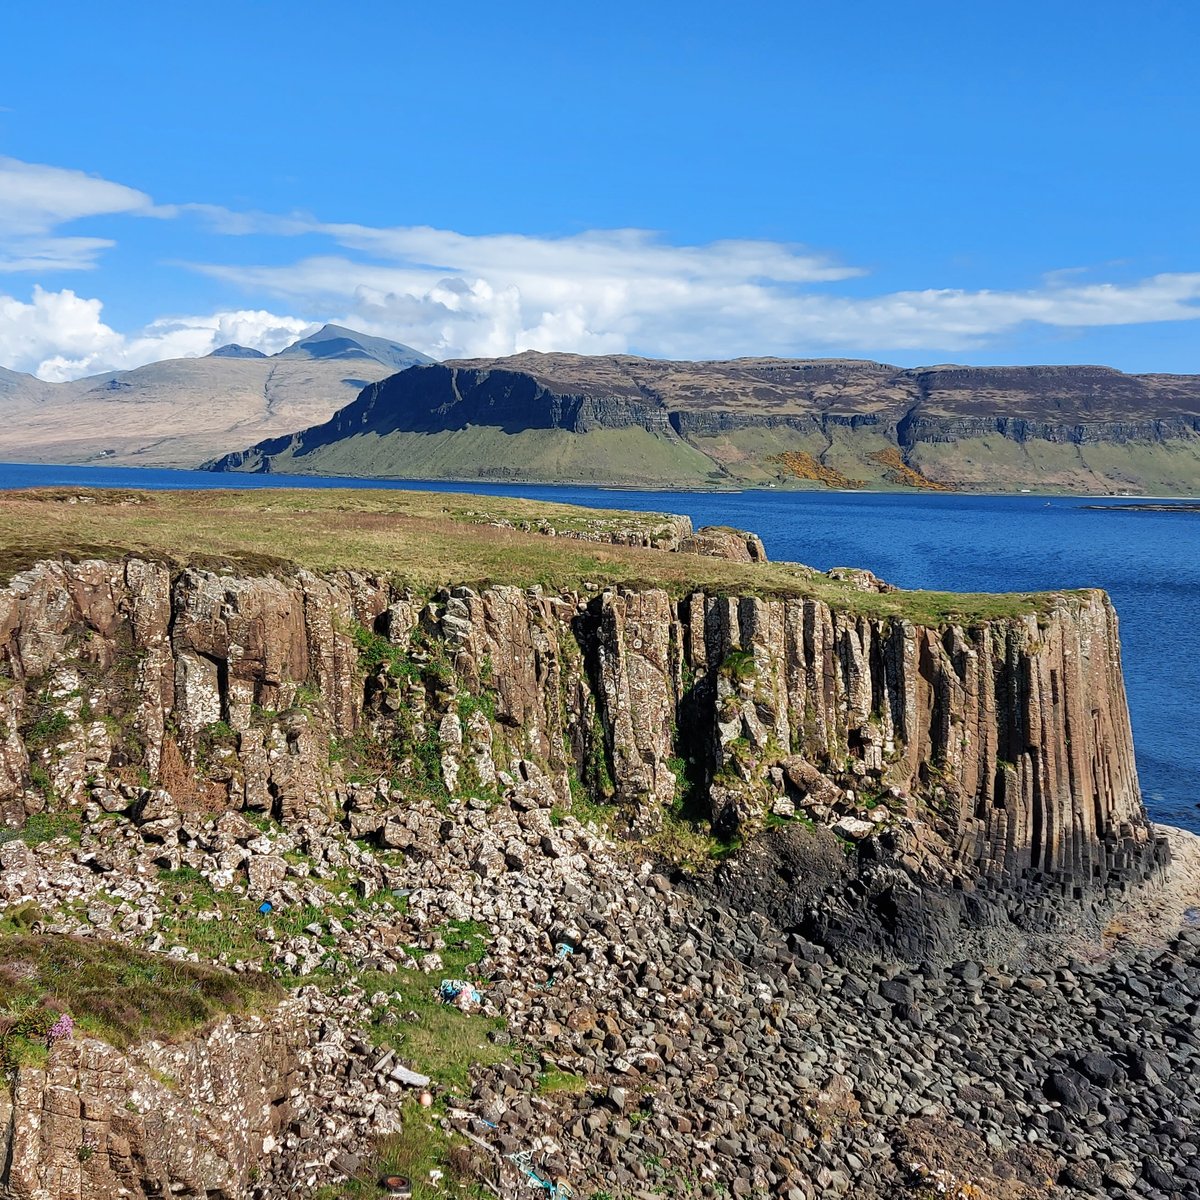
left=2, top=461, right=1196, bottom=833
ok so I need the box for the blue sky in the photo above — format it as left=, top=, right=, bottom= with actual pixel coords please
left=1, top=0, right=1197, bottom=378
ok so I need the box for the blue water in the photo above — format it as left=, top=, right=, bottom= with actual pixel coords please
left=2, top=461, right=1197, bottom=833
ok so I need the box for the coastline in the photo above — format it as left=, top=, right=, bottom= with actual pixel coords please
left=1119, top=824, right=1200, bottom=944
left=3, top=458, right=1200, bottom=502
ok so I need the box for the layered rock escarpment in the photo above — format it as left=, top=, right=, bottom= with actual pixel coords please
left=203, top=353, right=1200, bottom=493
left=0, top=555, right=1164, bottom=961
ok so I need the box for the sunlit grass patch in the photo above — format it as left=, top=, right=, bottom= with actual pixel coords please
left=0, top=933, right=281, bottom=1069
left=0, top=486, right=1064, bottom=623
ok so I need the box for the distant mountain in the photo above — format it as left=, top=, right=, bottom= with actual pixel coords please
left=273, top=324, right=433, bottom=373
left=0, top=365, right=55, bottom=410
left=0, top=325, right=435, bottom=469
left=204, top=353, right=1200, bottom=494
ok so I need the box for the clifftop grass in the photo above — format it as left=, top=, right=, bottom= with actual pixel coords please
left=0, top=933, right=281, bottom=1069
left=0, top=486, right=1070, bottom=623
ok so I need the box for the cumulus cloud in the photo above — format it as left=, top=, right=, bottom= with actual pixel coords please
left=188, top=216, right=1200, bottom=361
left=0, top=285, right=312, bottom=380
left=0, top=156, right=158, bottom=273
left=5, top=154, right=1200, bottom=373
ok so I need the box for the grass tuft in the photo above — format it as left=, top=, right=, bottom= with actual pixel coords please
left=0, top=933, right=281, bottom=1069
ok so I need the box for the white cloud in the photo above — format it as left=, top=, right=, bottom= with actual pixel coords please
left=4, top=154, right=1200, bottom=374
left=0, top=287, right=118, bottom=378
left=116, top=310, right=314, bottom=369
left=0, top=157, right=158, bottom=273
left=0, top=236, right=119, bottom=273
left=0, top=285, right=312, bottom=380
left=188, top=218, right=1200, bottom=360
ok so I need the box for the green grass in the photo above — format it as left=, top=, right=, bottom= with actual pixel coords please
left=0, top=933, right=281, bottom=1070
left=0, top=810, right=81, bottom=848
left=24, top=708, right=72, bottom=749
left=357, top=920, right=507, bottom=1093
left=0, top=487, right=1068, bottom=624
left=157, top=854, right=506, bottom=1086
left=310, top=924, right=508, bottom=1199
left=249, top=423, right=725, bottom=491
left=764, top=810, right=816, bottom=832
left=156, top=860, right=383, bottom=970
left=720, top=648, right=758, bottom=681
left=641, top=807, right=742, bottom=871
left=913, top=433, right=1200, bottom=496
left=313, top=1098, right=493, bottom=1199
left=352, top=623, right=421, bottom=681
left=537, top=1065, right=588, bottom=1095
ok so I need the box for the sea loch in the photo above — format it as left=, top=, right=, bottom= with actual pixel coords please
left=1, top=460, right=1196, bottom=833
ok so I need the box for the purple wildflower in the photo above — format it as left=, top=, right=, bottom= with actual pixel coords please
left=46, top=1013, right=74, bottom=1045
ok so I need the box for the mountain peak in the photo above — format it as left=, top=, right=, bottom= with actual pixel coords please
left=274, top=324, right=434, bottom=373
left=209, top=344, right=267, bottom=359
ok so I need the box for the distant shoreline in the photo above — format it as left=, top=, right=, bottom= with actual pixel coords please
left=1084, top=503, right=1200, bottom=513
left=4, top=460, right=1200, bottom=504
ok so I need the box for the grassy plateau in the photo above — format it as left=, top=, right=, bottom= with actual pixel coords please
left=0, top=486, right=1073, bottom=624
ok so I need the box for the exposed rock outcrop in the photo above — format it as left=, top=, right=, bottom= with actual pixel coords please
left=0, top=1009, right=304, bottom=1200
left=203, top=353, right=1200, bottom=493
left=679, top=526, right=768, bottom=562
left=0, top=555, right=1165, bottom=961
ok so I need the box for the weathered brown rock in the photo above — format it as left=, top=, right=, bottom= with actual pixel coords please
left=0, top=1008, right=304, bottom=1200
left=591, top=590, right=678, bottom=822
left=679, top=526, right=768, bottom=563
left=0, top=557, right=1163, bottom=925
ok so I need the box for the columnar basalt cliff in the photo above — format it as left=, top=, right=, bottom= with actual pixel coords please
left=0, top=555, right=1163, bottom=960
left=0, top=537, right=1188, bottom=1200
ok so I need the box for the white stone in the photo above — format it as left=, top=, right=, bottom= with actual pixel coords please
left=831, top=816, right=875, bottom=841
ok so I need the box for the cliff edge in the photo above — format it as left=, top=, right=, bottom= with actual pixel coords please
left=0, top=550, right=1164, bottom=960
left=0, top=488, right=1187, bottom=1200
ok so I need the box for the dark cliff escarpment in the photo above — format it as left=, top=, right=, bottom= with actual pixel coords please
left=0, top=556, right=1163, bottom=963
left=203, top=353, right=1200, bottom=493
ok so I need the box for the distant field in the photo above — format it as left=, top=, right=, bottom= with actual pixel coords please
left=218, top=413, right=1200, bottom=497
left=254, top=425, right=728, bottom=487
left=910, top=436, right=1200, bottom=494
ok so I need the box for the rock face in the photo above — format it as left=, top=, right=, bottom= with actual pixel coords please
left=0, top=556, right=1164, bottom=960
left=0, top=1009, right=304, bottom=1200
left=203, top=353, right=1200, bottom=493
left=0, top=553, right=1188, bottom=1200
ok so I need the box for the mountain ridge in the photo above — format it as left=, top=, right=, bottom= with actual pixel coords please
left=0, top=325, right=432, bottom=468
left=273, top=323, right=433, bottom=372
left=204, top=352, right=1200, bottom=493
